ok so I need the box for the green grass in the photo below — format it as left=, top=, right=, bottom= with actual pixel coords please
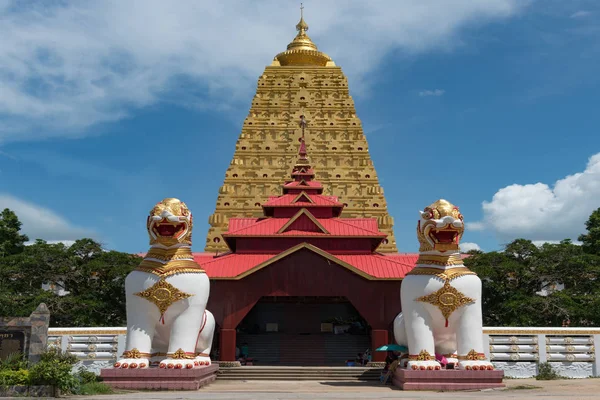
left=77, top=382, right=114, bottom=395
left=510, top=384, right=542, bottom=390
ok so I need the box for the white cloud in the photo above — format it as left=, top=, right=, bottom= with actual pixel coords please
left=532, top=240, right=560, bottom=247
left=532, top=240, right=581, bottom=247
left=460, top=242, right=481, bottom=252
left=0, top=194, right=96, bottom=242
left=25, top=240, right=76, bottom=247
left=570, top=11, right=591, bottom=18
left=470, top=152, right=600, bottom=243
left=0, top=0, right=527, bottom=142
left=419, top=89, right=446, bottom=97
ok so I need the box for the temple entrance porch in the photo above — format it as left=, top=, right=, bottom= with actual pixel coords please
left=236, top=296, right=370, bottom=366
left=207, top=247, right=402, bottom=364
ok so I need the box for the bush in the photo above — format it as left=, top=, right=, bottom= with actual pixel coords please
left=536, top=362, right=560, bottom=380
left=77, top=381, right=114, bottom=395
left=28, top=349, right=80, bottom=393
left=0, top=369, right=30, bottom=385
left=0, top=352, right=28, bottom=371
left=38, top=347, right=78, bottom=365
left=75, top=367, right=100, bottom=384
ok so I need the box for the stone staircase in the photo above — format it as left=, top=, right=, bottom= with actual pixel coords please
left=217, top=366, right=382, bottom=381
left=236, top=333, right=371, bottom=366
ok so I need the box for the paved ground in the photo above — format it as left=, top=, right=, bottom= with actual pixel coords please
left=53, top=378, right=600, bottom=400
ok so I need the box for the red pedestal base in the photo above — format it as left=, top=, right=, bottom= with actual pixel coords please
left=392, top=369, right=504, bottom=391
left=100, top=364, right=218, bottom=390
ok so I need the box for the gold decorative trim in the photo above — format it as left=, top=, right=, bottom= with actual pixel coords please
left=416, top=281, right=475, bottom=325
left=415, top=254, right=464, bottom=267
left=122, top=348, right=151, bottom=359
left=136, top=259, right=205, bottom=277
left=168, top=349, right=196, bottom=359
left=134, top=278, right=194, bottom=319
left=457, top=350, right=486, bottom=361
left=407, top=266, right=476, bottom=281
left=408, top=350, right=434, bottom=361
left=291, top=191, right=315, bottom=204
left=196, top=352, right=209, bottom=357
left=144, top=247, right=195, bottom=262
left=277, top=208, right=329, bottom=234
left=48, top=329, right=127, bottom=335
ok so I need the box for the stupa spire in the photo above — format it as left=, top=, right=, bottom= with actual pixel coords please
left=296, top=3, right=309, bottom=35
left=273, top=5, right=333, bottom=67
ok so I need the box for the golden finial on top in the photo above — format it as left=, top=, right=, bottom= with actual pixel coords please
left=296, top=3, right=308, bottom=34
left=273, top=3, right=334, bottom=67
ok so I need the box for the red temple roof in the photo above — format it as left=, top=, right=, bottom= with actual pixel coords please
left=263, top=192, right=341, bottom=207
left=224, top=211, right=385, bottom=237
left=194, top=243, right=413, bottom=280
left=138, top=251, right=470, bottom=280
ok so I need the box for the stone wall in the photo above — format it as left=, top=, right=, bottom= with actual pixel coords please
left=1, top=303, right=50, bottom=363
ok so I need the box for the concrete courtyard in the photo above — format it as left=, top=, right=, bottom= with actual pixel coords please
left=49, top=378, right=600, bottom=400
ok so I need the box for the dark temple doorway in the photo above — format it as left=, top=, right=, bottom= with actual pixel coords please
left=236, top=296, right=371, bottom=366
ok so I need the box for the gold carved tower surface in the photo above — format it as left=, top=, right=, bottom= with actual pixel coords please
left=205, top=9, right=397, bottom=253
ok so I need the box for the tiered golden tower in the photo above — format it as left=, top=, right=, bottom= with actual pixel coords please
left=205, top=8, right=398, bottom=253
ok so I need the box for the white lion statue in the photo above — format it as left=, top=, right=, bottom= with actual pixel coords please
left=114, top=198, right=214, bottom=370
left=393, top=199, right=493, bottom=371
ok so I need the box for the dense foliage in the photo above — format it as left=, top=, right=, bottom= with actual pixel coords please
left=0, top=208, right=141, bottom=327
left=465, top=209, right=600, bottom=327
left=0, top=349, right=111, bottom=394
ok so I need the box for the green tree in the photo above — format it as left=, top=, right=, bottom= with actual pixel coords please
left=0, top=208, right=29, bottom=257
left=579, top=208, right=600, bottom=255
left=465, top=237, right=600, bottom=327
left=0, top=208, right=141, bottom=326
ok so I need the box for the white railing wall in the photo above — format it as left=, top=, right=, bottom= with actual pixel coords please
left=47, top=327, right=600, bottom=378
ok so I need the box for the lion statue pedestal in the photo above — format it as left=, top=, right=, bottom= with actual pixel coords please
left=101, top=198, right=218, bottom=390
left=391, top=199, right=504, bottom=390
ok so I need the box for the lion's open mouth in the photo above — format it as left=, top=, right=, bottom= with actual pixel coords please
left=154, top=222, right=186, bottom=238
left=429, top=228, right=460, bottom=244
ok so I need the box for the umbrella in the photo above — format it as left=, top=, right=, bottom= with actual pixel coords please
left=375, top=344, right=408, bottom=352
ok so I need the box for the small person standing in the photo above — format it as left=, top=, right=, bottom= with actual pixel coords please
left=241, top=342, right=249, bottom=358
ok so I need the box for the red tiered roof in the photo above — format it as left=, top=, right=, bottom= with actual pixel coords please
left=196, top=243, right=414, bottom=280
left=194, top=126, right=412, bottom=280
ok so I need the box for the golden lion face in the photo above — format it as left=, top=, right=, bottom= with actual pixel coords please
left=147, top=198, right=193, bottom=246
left=417, top=199, right=464, bottom=253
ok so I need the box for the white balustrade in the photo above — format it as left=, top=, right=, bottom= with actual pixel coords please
left=46, top=327, right=600, bottom=377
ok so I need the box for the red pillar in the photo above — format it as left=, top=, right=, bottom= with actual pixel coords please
left=219, top=328, right=237, bottom=362
left=371, top=329, right=388, bottom=362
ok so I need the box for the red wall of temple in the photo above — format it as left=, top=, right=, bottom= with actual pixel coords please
left=234, top=238, right=375, bottom=254
left=207, top=248, right=401, bottom=330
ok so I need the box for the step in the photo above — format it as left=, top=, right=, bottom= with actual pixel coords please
left=217, top=367, right=380, bottom=372
left=219, top=370, right=380, bottom=375
left=217, top=376, right=381, bottom=381
left=216, top=366, right=382, bottom=381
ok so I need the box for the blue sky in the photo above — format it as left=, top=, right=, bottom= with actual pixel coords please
left=1, top=0, right=599, bottom=254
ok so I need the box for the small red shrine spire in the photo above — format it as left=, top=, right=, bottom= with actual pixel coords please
left=284, top=113, right=322, bottom=194
left=294, top=114, right=310, bottom=168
